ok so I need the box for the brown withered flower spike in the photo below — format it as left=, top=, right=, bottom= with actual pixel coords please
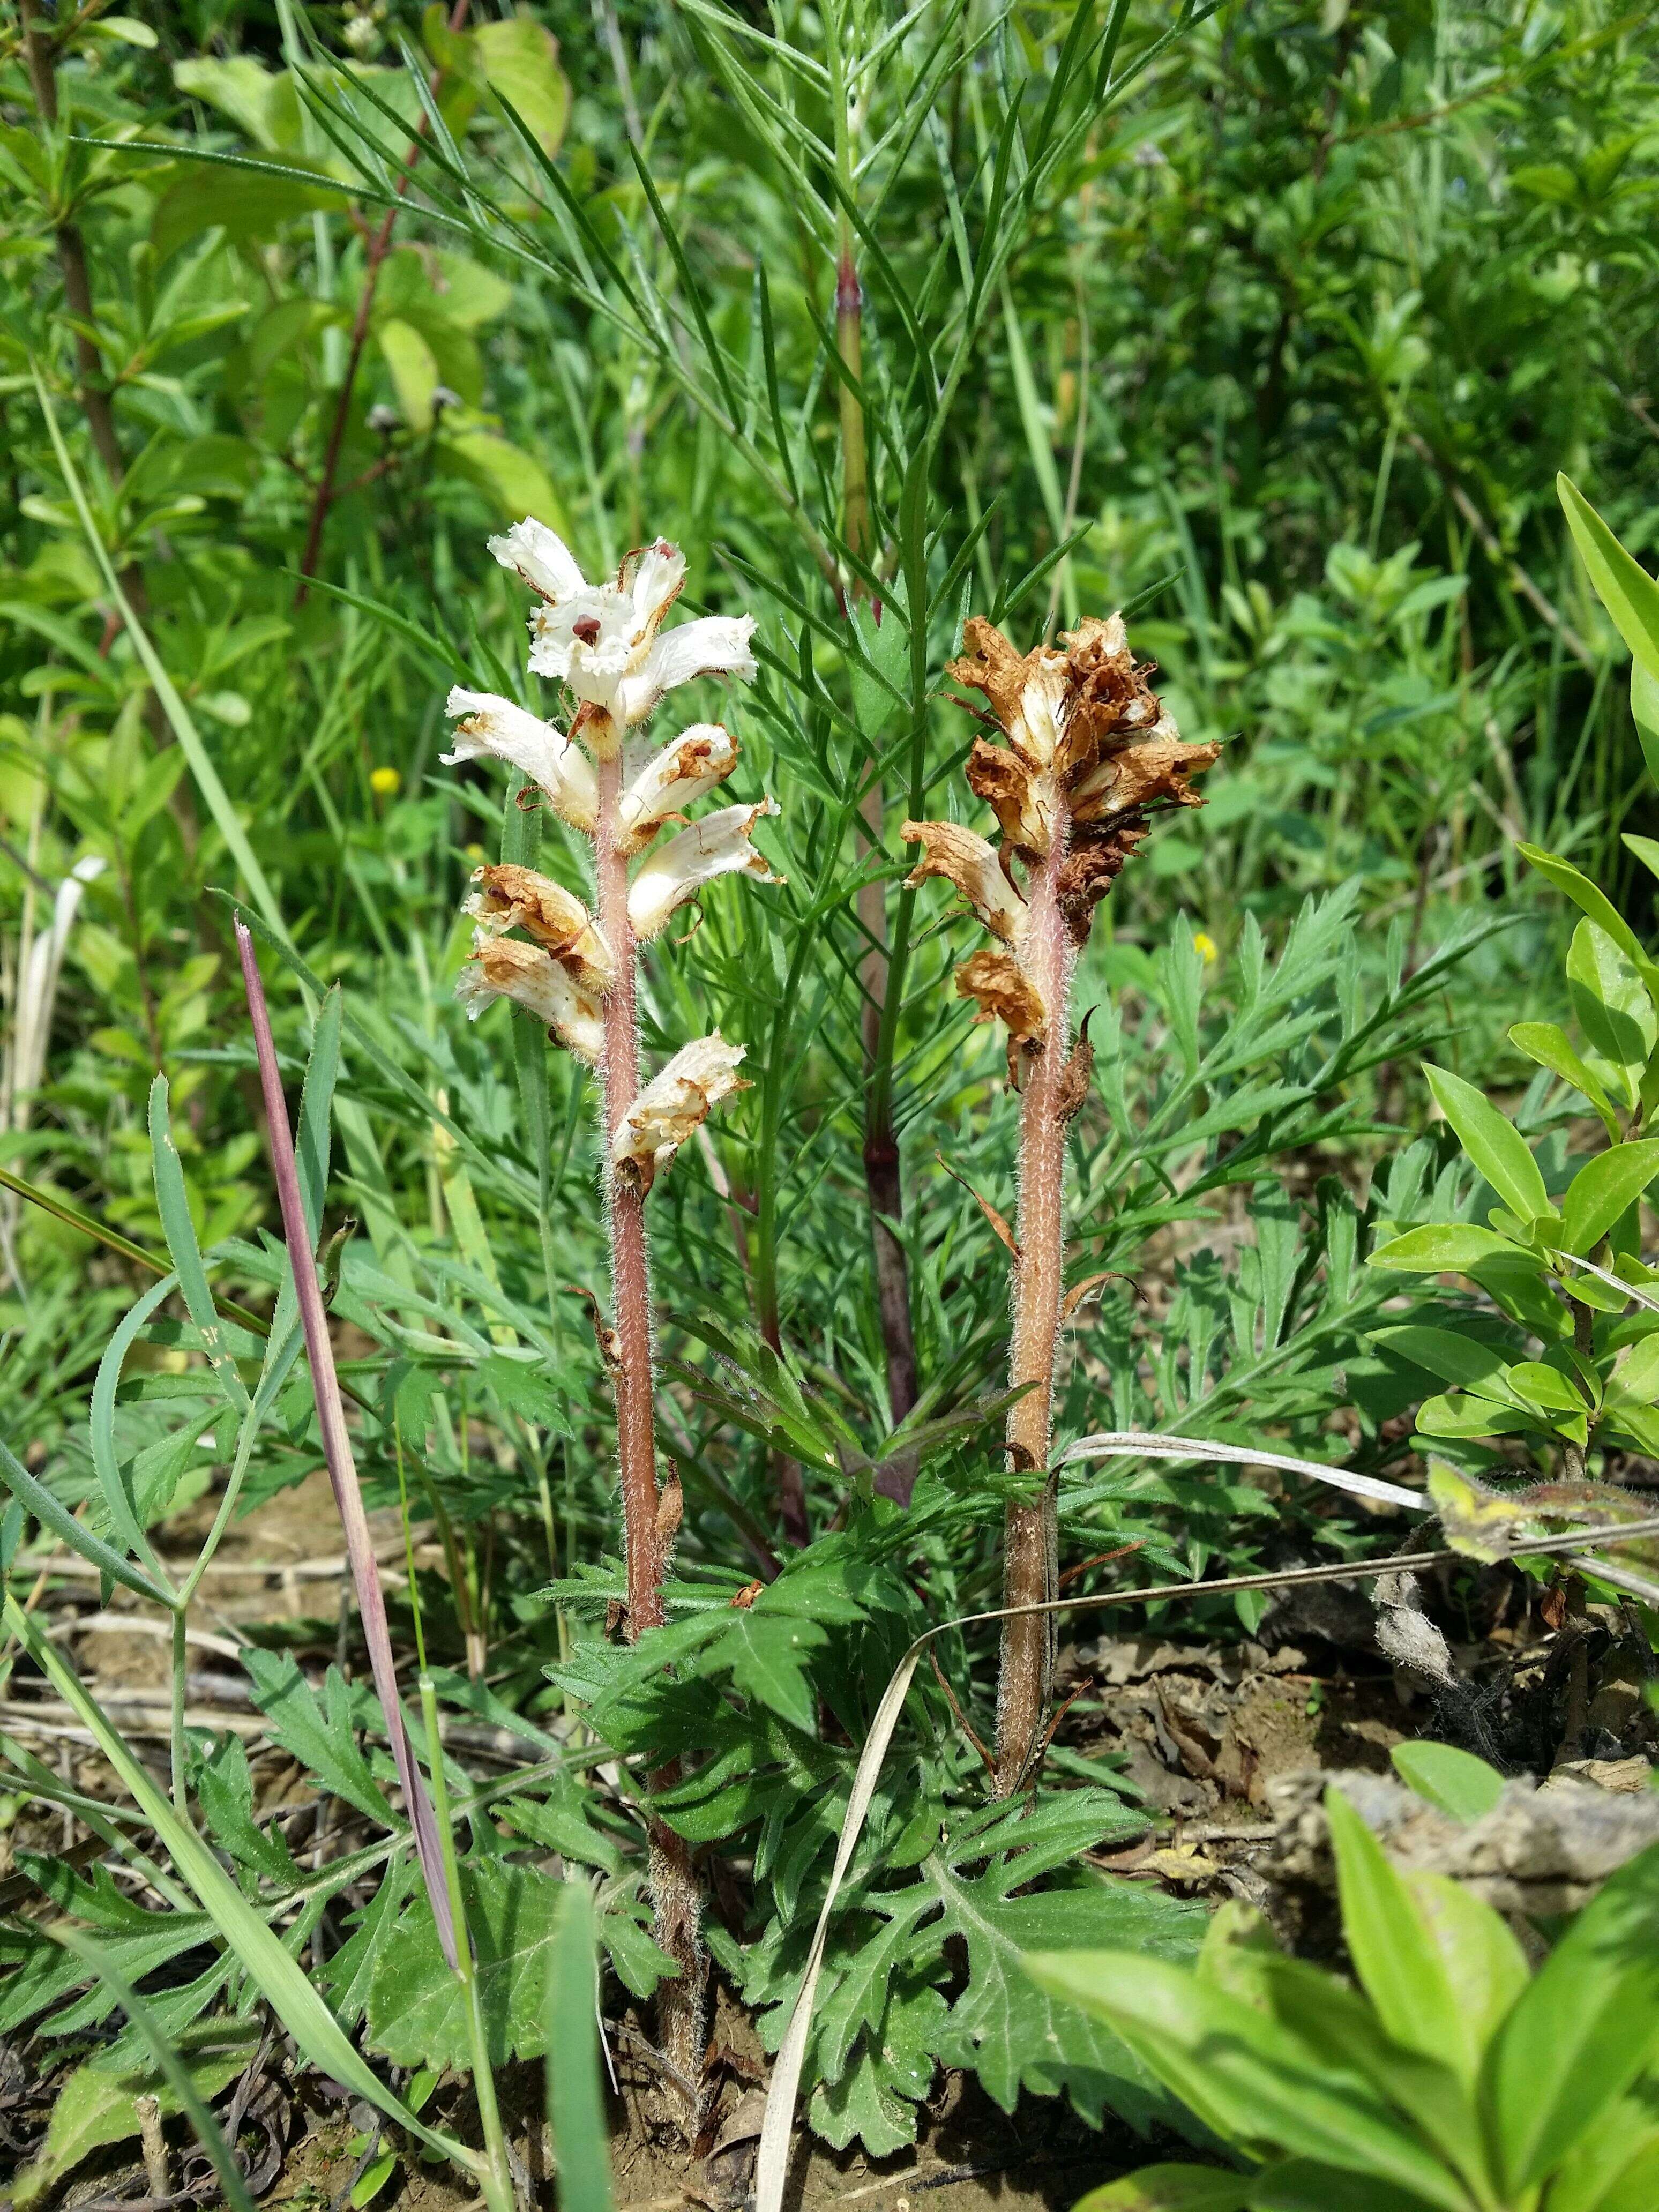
left=903, top=611, right=1216, bottom=1797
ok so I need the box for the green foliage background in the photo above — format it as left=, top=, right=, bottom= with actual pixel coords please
left=3, top=0, right=1659, bottom=2171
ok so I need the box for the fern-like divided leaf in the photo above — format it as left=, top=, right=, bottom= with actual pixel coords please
left=711, top=1797, right=1207, bottom=2156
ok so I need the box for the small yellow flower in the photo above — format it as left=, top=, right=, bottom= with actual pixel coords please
left=370, top=766, right=401, bottom=797
left=1193, top=930, right=1219, bottom=966
left=464, top=842, right=485, bottom=863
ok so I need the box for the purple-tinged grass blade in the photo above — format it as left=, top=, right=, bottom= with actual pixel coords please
left=237, top=921, right=459, bottom=1968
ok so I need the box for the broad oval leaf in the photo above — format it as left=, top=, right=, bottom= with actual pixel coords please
left=1509, top=1021, right=1619, bottom=1134
left=1566, top=922, right=1656, bottom=1108
left=1023, top=1951, right=1471, bottom=2210
left=1559, top=474, right=1659, bottom=683
left=1516, top=845, right=1646, bottom=972
left=1561, top=1139, right=1659, bottom=1256
left=1075, top=2168, right=1250, bottom=2211
left=1424, top=1063, right=1550, bottom=1224
left=1391, top=1743, right=1505, bottom=1825
left=1326, top=1791, right=1478, bottom=2088
left=1369, top=1225, right=1535, bottom=1275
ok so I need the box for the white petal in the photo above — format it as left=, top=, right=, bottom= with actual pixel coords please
left=611, top=615, right=757, bottom=728
left=455, top=930, right=603, bottom=1063
left=526, top=587, right=640, bottom=707
left=627, top=539, right=687, bottom=637
left=487, top=518, right=587, bottom=603
left=611, top=1032, right=748, bottom=1192
left=627, top=799, right=782, bottom=940
left=617, top=723, right=739, bottom=852
left=442, top=687, right=597, bottom=834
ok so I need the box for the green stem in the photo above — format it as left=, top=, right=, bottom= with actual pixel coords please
left=421, top=1675, right=515, bottom=2212
left=169, top=1608, right=188, bottom=1817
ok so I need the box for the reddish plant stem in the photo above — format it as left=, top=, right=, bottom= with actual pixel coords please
left=992, top=810, right=1074, bottom=1797
left=295, top=0, right=470, bottom=596
left=21, top=0, right=123, bottom=485
left=236, top=925, right=458, bottom=1965
left=594, top=746, right=664, bottom=1626
left=837, top=240, right=921, bottom=1498
left=593, top=742, right=706, bottom=2116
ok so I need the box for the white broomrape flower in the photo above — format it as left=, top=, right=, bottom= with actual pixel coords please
left=442, top=688, right=597, bottom=833
left=455, top=931, right=603, bottom=1064
left=489, top=516, right=756, bottom=733
left=617, top=723, right=740, bottom=853
left=601, top=615, right=756, bottom=732
left=488, top=518, right=587, bottom=603
left=627, top=801, right=783, bottom=941
left=612, top=1033, right=748, bottom=1192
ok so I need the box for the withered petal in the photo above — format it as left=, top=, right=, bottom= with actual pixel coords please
left=965, top=738, right=1052, bottom=860
left=901, top=819, right=1028, bottom=944
left=466, top=863, right=614, bottom=990
left=1070, top=735, right=1221, bottom=823
left=1055, top=820, right=1147, bottom=945
left=955, top=946, right=1047, bottom=1044
left=612, top=1033, right=749, bottom=1195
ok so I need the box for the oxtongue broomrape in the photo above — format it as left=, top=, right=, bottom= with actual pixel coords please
left=905, top=612, right=1216, bottom=1795
left=449, top=519, right=781, bottom=2120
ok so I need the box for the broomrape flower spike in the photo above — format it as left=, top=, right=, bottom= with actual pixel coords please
left=450, top=517, right=778, bottom=2121
left=906, top=612, right=1217, bottom=1798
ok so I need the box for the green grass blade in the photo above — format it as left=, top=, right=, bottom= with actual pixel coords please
left=147, top=1076, right=251, bottom=1413
left=0, top=1436, right=176, bottom=1607
left=4, top=1596, right=479, bottom=2175
left=88, top=1275, right=179, bottom=1588
left=547, top=1884, right=618, bottom=2212
left=47, top=1925, right=260, bottom=2212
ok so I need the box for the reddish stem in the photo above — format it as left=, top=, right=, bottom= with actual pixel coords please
left=295, top=0, right=471, bottom=596
left=993, top=810, right=1074, bottom=1796
left=593, top=744, right=705, bottom=2114
left=236, top=926, right=458, bottom=1966
left=594, top=748, right=664, bottom=1628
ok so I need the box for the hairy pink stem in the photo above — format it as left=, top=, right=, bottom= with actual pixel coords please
left=594, top=748, right=665, bottom=1630
left=236, top=924, right=458, bottom=1965
left=993, top=813, right=1074, bottom=1797
left=592, top=743, right=705, bottom=2114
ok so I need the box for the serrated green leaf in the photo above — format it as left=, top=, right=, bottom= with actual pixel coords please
left=368, top=1862, right=674, bottom=2068
left=0, top=1859, right=212, bottom=2036
left=242, top=1650, right=395, bottom=1827
left=368, top=1859, right=570, bottom=2068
